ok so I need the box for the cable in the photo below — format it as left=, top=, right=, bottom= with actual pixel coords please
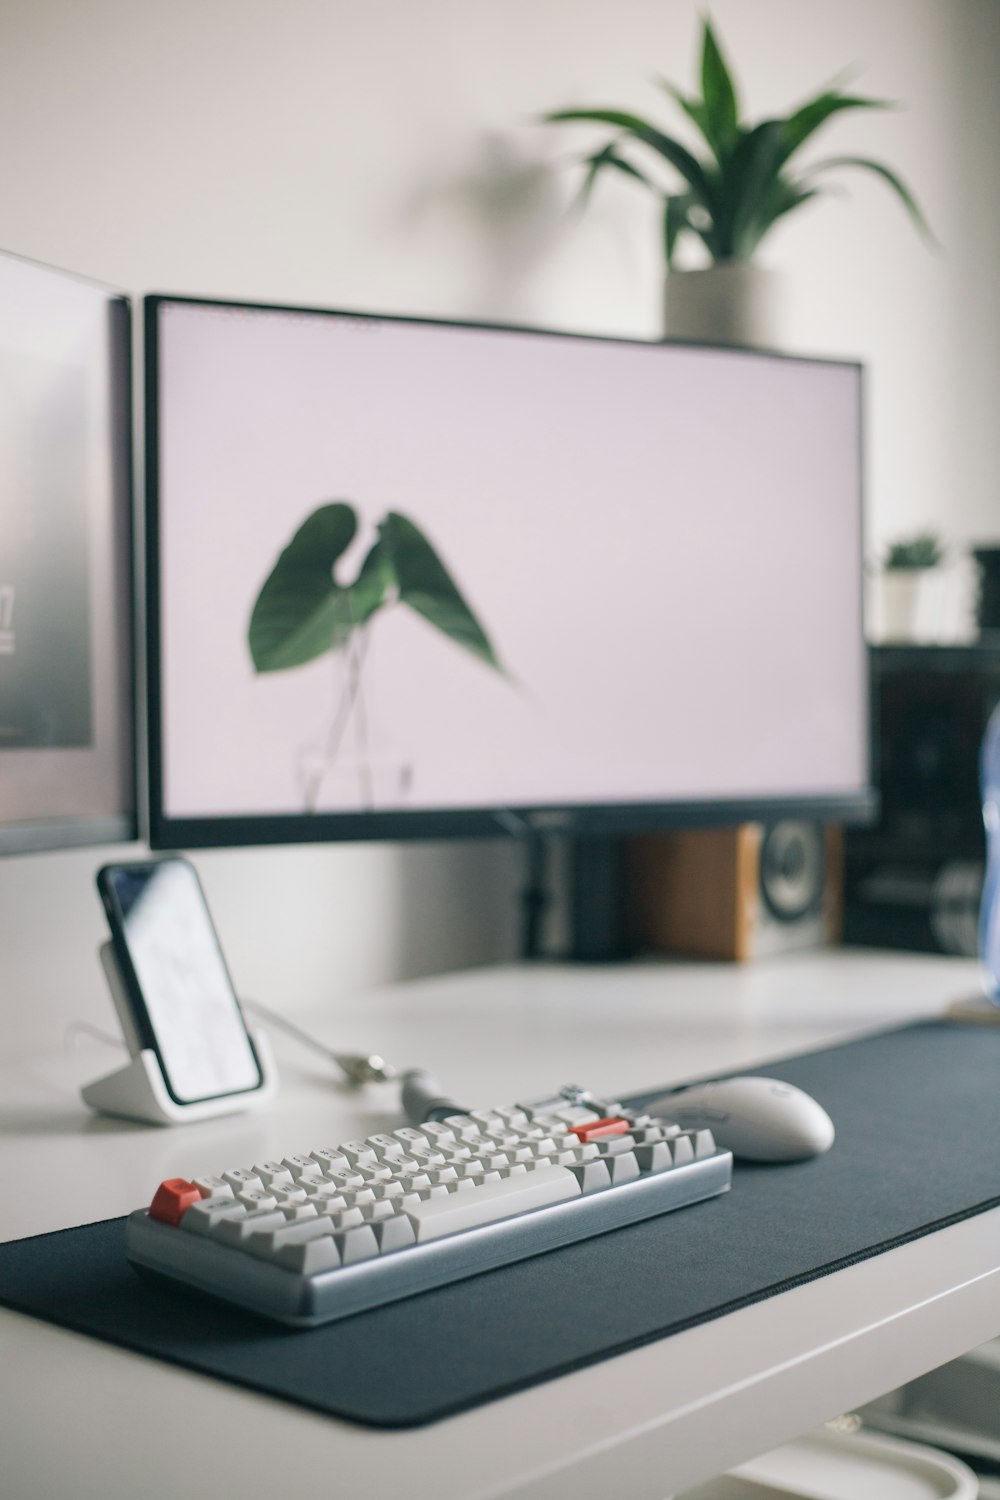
left=240, top=997, right=397, bottom=1086
left=64, top=1020, right=128, bottom=1053
left=398, top=1069, right=467, bottom=1123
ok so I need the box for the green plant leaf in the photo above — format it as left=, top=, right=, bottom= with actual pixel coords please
left=713, top=120, right=787, bottom=258
left=541, top=24, right=932, bottom=267
left=760, top=178, right=824, bottom=229
left=249, top=503, right=391, bottom=673
left=780, top=90, right=895, bottom=165
left=578, top=142, right=655, bottom=209
left=700, top=18, right=740, bottom=155
left=378, top=511, right=503, bottom=673
left=804, top=153, right=938, bottom=243
left=655, top=78, right=714, bottom=152
left=542, top=107, right=714, bottom=203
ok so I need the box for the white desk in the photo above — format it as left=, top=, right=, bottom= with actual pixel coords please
left=3, top=949, right=998, bottom=1500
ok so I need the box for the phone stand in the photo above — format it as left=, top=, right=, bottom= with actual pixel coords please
left=81, top=943, right=278, bottom=1126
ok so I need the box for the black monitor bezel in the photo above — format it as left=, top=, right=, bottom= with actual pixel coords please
left=144, top=292, right=877, bottom=852
left=0, top=252, right=137, bottom=856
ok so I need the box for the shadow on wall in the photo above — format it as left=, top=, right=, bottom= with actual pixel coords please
left=397, top=132, right=570, bottom=319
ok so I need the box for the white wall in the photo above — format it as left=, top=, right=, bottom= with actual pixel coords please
left=1, top=0, right=997, bottom=1051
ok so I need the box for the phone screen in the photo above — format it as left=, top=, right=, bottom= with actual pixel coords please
left=100, top=859, right=262, bottom=1103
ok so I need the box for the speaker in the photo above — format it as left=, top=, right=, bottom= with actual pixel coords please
left=628, top=821, right=843, bottom=962
left=843, top=643, right=1000, bottom=956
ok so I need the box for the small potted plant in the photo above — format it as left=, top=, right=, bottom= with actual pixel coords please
left=541, top=17, right=933, bottom=345
left=879, top=529, right=947, bottom=642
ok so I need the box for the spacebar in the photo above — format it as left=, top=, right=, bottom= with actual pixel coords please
left=407, top=1165, right=582, bottom=1242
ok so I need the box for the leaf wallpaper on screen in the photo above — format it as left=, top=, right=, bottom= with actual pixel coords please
left=248, top=502, right=505, bottom=811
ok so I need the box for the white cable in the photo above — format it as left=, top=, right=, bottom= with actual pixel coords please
left=240, top=996, right=397, bottom=1085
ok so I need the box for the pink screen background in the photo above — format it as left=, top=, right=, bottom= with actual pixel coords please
left=156, top=303, right=867, bottom=820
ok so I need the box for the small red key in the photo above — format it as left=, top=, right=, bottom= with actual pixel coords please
left=570, top=1116, right=632, bottom=1143
left=149, top=1178, right=202, bottom=1225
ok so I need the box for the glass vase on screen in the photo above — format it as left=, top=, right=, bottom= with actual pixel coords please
left=248, top=502, right=505, bottom=813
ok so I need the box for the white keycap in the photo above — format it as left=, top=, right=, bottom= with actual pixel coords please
left=271, top=1184, right=308, bottom=1205
left=279, top=1202, right=320, bottom=1223
left=310, top=1149, right=350, bottom=1174
left=495, top=1106, right=529, bottom=1128
left=331, top=1206, right=365, bottom=1231
left=192, top=1175, right=234, bottom=1200
left=392, top=1127, right=430, bottom=1151
left=606, top=1151, right=640, bottom=1185
left=366, top=1134, right=405, bottom=1160
left=180, top=1197, right=247, bottom=1234
left=282, top=1155, right=323, bottom=1180
left=371, top=1215, right=416, bottom=1253
left=635, top=1140, right=674, bottom=1172
left=274, top=1236, right=342, bottom=1275
left=308, top=1189, right=348, bottom=1213
left=440, top=1115, right=483, bottom=1141
left=567, top=1158, right=612, bottom=1193
left=340, top=1140, right=378, bottom=1167
left=407, top=1147, right=447, bottom=1169
left=215, top=1209, right=289, bottom=1246
left=245, top=1216, right=337, bottom=1261
left=516, top=1094, right=567, bottom=1119
left=399, top=1172, right=432, bottom=1193
left=551, top=1106, right=602, bottom=1127
left=222, top=1168, right=264, bottom=1193
left=238, top=1189, right=278, bottom=1211
left=403, top=1161, right=580, bottom=1242
left=356, top=1163, right=393, bottom=1183
left=334, top=1225, right=380, bottom=1263
left=361, top=1199, right=398, bottom=1222
left=253, top=1160, right=294, bottom=1187
left=594, top=1134, right=638, bottom=1157
left=324, top=1170, right=365, bottom=1193
left=372, top=1181, right=405, bottom=1201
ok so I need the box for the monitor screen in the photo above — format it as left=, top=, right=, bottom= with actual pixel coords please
left=0, top=251, right=135, bottom=853
left=145, top=295, right=873, bottom=849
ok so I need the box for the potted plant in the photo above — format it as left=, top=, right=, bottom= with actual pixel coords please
left=879, top=529, right=947, bottom=642
left=541, top=17, right=933, bottom=344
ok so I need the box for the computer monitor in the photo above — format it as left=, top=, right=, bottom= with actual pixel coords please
left=0, top=250, right=135, bottom=853
left=144, top=295, right=874, bottom=852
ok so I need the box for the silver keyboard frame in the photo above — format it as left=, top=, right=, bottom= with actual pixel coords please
left=125, top=1148, right=733, bottom=1327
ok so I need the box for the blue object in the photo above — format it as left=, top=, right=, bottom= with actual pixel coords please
left=980, top=702, right=1000, bottom=1000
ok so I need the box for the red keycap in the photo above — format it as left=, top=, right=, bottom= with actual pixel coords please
left=149, top=1178, right=201, bottom=1225
left=570, top=1116, right=632, bottom=1143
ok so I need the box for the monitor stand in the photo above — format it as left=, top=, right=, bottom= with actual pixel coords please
left=568, top=836, right=632, bottom=963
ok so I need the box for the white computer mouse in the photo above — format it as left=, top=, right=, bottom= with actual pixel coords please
left=647, top=1076, right=836, bottom=1162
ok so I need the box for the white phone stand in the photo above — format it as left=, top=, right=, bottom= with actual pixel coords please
left=81, top=942, right=278, bottom=1126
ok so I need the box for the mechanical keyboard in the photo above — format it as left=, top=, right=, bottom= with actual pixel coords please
left=125, top=1091, right=733, bottom=1326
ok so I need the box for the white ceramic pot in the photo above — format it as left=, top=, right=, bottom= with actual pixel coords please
left=664, top=263, right=785, bottom=348
left=879, top=569, right=946, bottom=642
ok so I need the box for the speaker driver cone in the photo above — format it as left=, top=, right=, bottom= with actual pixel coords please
left=760, top=821, right=825, bottom=922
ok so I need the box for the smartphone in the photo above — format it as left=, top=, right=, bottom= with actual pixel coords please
left=96, top=857, right=264, bottom=1105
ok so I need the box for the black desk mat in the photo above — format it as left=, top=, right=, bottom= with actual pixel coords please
left=2, top=1020, right=999, bottom=1428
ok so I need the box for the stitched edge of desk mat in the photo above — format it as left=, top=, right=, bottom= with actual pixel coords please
left=2, top=1018, right=999, bottom=1429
